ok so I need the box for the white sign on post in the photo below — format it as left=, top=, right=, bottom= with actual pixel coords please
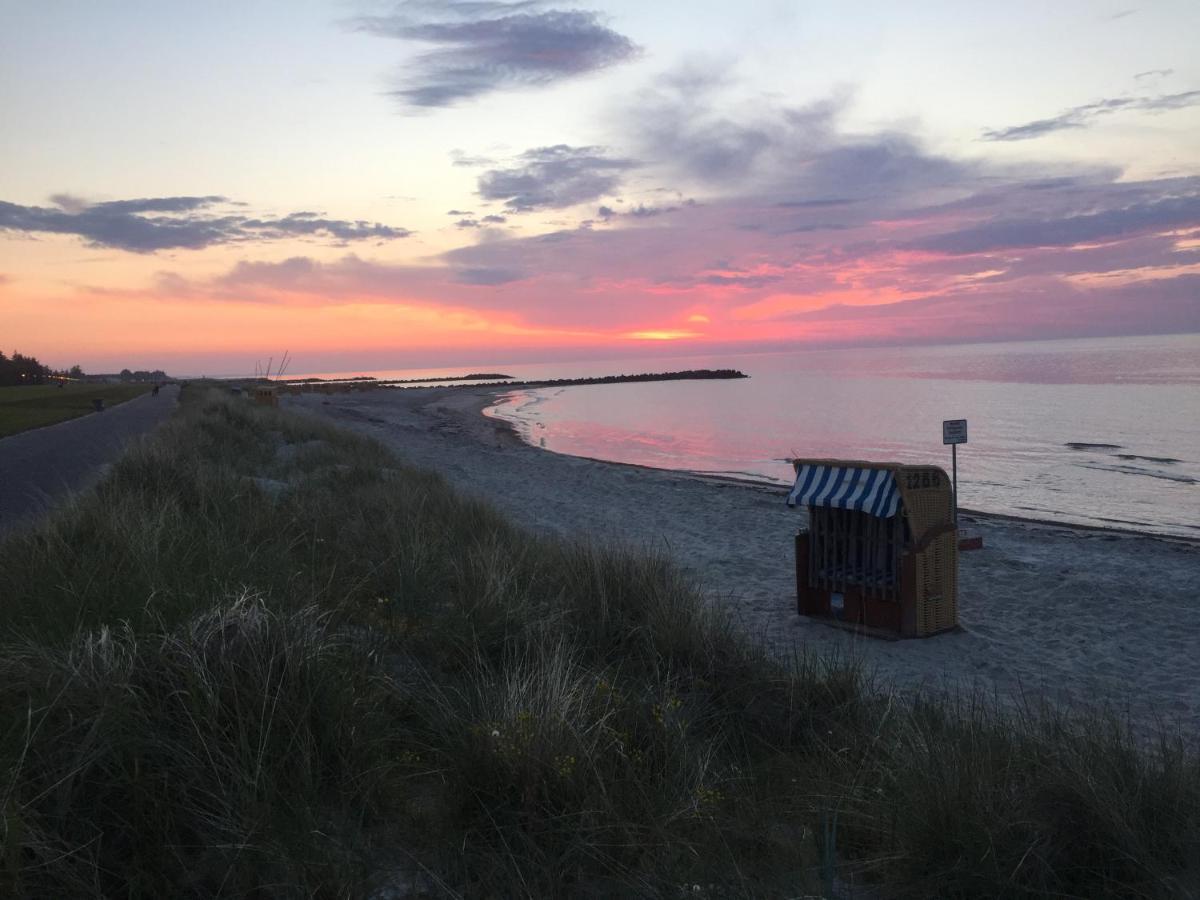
left=942, top=419, right=968, bottom=445
left=942, top=418, right=967, bottom=525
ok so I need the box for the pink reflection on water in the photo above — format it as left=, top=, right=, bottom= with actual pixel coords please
left=485, top=335, right=1200, bottom=538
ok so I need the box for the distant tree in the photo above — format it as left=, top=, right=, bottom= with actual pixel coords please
left=0, top=351, right=49, bottom=386
left=68, top=364, right=84, bottom=378
left=113, top=368, right=169, bottom=383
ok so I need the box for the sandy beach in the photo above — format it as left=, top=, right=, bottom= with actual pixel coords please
left=290, top=385, right=1200, bottom=735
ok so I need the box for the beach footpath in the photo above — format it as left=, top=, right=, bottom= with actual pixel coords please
left=292, top=384, right=1200, bottom=734
left=0, top=383, right=179, bottom=533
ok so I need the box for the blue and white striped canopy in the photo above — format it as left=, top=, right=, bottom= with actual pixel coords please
left=786, top=464, right=901, bottom=518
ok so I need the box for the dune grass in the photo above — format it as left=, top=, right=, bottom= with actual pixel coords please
left=0, top=387, right=1196, bottom=897
left=0, top=383, right=155, bottom=437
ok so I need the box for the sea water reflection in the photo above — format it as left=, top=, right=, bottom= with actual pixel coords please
left=484, top=335, right=1200, bottom=538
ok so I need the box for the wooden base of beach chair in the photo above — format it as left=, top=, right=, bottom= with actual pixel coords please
left=795, top=531, right=959, bottom=639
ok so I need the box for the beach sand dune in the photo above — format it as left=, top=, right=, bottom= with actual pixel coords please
left=292, top=386, right=1200, bottom=734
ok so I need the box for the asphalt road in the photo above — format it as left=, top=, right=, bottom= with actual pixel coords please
left=0, top=384, right=180, bottom=534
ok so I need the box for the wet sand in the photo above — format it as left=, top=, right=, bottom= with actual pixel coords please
left=290, top=385, right=1200, bottom=735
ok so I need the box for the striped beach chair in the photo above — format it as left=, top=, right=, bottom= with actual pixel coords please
left=788, top=459, right=958, bottom=638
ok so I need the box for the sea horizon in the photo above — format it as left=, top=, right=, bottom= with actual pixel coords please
left=245, top=330, right=1200, bottom=386
left=480, top=333, right=1200, bottom=540
left=241, top=332, right=1200, bottom=540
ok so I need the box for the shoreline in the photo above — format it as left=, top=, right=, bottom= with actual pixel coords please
left=290, top=384, right=1200, bottom=735
left=475, top=386, right=1199, bottom=546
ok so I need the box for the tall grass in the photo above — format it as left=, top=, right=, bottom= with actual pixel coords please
left=0, top=596, right=395, bottom=897
left=0, top=387, right=1196, bottom=897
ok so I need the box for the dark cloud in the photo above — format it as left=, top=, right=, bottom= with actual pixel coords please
left=629, top=203, right=676, bottom=217
left=452, top=214, right=507, bottom=229
left=595, top=202, right=684, bottom=220
left=477, top=144, right=636, bottom=211
left=47, top=193, right=91, bottom=214
left=658, top=271, right=783, bottom=290
left=800, top=135, right=970, bottom=199
left=774, top=198, right=855, bottom=208
left=0, top=195, right=411, bottom=253
left=1134, top=68, right=1174, bottom=81
left=449, top=150, right=496, bottom=167
left=625, top=67, right=851, bottom=185
left=1122, top=91, right=1200, bottom=111
left=777, top=273, right=1200, bottom=346
left=239, top=212, right=410, bottom=243
left=446, top=208, right=474, bottom=215
left=910, top=192, right=1200, bottom=255
left=85, top=196, right=228, bottom=214
left=981, top=90, right=1200, bottom=141
left=625, top=71, right=970, bottom=206
left=453, top=266, right=525, bottom=284
left=627, top=67, right=776, bottom=183
left=354, top=1, right=639, bottom=108
left=961, top=234, right=1200, bottom=284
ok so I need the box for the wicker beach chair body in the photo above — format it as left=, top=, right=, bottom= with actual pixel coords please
left=254, top=385, right=280, bottom=407
left=790, top=459, right=958, bottom=638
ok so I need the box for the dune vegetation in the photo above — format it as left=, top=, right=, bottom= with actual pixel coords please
left=0, top=387, right=1196, bottom=898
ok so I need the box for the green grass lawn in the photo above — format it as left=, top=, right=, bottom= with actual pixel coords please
left=0, top=382, right=154, bottom=437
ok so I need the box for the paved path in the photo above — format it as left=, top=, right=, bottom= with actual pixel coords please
left=0, top=385, right=179, bottom=534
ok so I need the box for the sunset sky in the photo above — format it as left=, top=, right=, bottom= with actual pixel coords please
left=2, top=0, right=1198, bottom=374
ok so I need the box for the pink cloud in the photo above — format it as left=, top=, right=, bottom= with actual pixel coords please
left=83, top=83, right=1200, bottom=354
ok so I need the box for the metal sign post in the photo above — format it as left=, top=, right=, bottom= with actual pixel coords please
left=942, top=419, right=968, bottom=524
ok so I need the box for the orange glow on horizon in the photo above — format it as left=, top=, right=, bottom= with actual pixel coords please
left=624, top=330, right=702, bottom=340
left=5, top=210, right=1196, bottom=372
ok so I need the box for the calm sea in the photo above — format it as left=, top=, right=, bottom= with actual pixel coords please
left=300, top=334, right=1200, bottom=539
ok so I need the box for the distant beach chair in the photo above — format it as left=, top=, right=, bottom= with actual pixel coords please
left=788, top=459, right=958, bottom=638
left=254, top=385, right=279, bottom=407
